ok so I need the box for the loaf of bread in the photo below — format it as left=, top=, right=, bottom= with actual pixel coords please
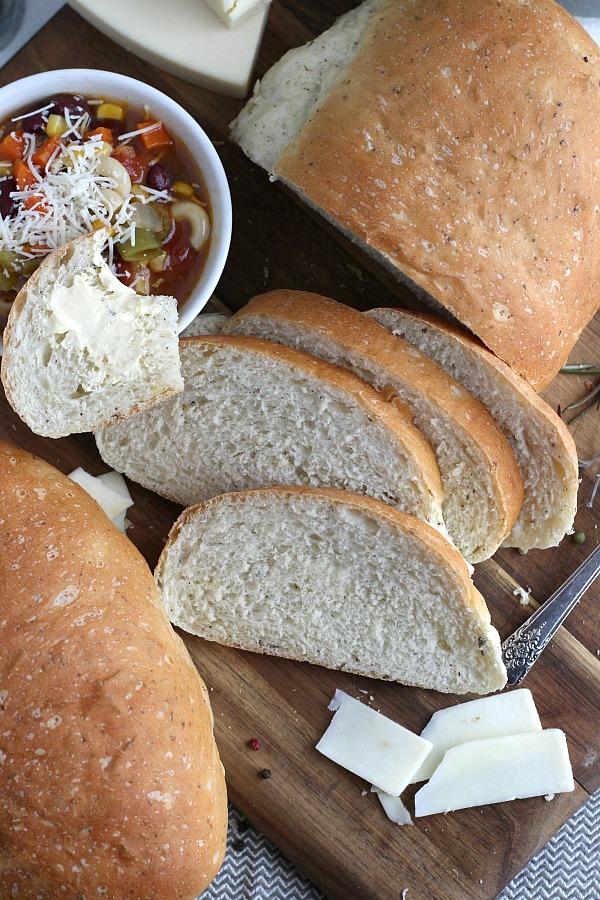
left=1, top=230, right=183, bottom=437
left=155, top=486, right=507, bottom=695
left=231, top=0, right=600, bottom=389
left=367, top=307, right=580, bottom=551
left=0, top=442, right=227, bottom=898
left=224, top=291, right=524, bottom=563
left=96, top=333, right=448, bottom=534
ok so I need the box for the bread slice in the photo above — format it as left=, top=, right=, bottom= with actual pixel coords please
left=96, top=334, right=447, bottom=533
left=155, top=486, right=507, bottom=695
left=1, top=230, right=183, bottom=438
left=224, top=291, right=524, bottom=563
left=231, top=0, right=600, bottom=389
left=367, top=308, right=580, bottom=551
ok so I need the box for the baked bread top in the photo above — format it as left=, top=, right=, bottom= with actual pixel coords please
left=0, top=442, right=227, bottom=897
left=234, top=0, right=600, bottom=388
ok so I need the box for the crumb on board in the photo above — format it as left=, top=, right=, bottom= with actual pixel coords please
left=513, top=585, right=532, bottom=606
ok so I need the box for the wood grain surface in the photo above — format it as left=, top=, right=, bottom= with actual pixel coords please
left=1, top=3, right=599, bottom=898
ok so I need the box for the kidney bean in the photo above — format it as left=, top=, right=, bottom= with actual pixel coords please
left=50, top=93, right=91, bottom=121
left=146, top=162, right=172, bottom=192
left=0, top=179, right=16, bottom=219
left=21, top=112, right=46, bottom=134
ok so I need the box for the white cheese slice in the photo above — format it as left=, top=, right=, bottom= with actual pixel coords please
left=68, top=467, right=133, bottom=529
left=316, top=690, right=432, bottom=796
left=96, top=470, right=132, bottom=502
left=411, top=689, right=542, bottom=783
left=371, top=786, right=413, bottom=826
left=414, top=730, right=574, bottom=817
left=69, top=0, right=269, bottom=99
left=203, top=0, right=271, bottom=28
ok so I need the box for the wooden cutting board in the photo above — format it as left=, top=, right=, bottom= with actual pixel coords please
left=2, top=4, right=600, bottom=898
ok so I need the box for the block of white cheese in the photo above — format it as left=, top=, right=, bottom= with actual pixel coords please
left=411, top=689, right=542, bottom=783
left=414, top=730, right=574, bottom=817
left=203, top=0, right=271, bottom=29
left=68, top=468, right=133, bottom=532
left=69, top=0, right=269, bottom=99
left=371, top=786, right=413, bottom=826
left=316, top=690, right=432, bottom=796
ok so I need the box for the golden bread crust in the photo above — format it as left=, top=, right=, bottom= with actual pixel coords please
left=0, top=442, right=227, bottom=899
left=276, top=0, right=600, bottom=388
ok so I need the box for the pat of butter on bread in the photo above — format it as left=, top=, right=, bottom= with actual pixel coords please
left=414, top=730, right=574, bottom=817
left=316, top=690, right=432, bottom=796
left=411, top=689, right=542, bottom=783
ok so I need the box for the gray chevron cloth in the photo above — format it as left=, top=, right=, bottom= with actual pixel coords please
left=201, top=789, right=600, bottom=899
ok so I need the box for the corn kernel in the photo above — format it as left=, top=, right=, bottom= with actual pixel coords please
left=97, top=103, right=125, bottom=121
left=46, top=114, right=68, bottom=137
left=172, top=181, right=194, bottom=197
left=91, top=221, right=115, bottom=235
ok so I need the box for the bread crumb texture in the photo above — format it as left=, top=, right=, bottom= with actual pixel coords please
left=156, top=486, right=507, bottom=695
left=0, top=442, right=227, bottom=898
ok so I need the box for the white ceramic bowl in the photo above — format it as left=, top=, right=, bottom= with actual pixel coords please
left=0, top=68, right=232, bottom=331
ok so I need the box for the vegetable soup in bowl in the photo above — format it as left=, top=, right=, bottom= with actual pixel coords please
left=0, top=69, right=232, bottom=333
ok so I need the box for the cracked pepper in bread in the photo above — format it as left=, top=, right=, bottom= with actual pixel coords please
left=232, top=0, right=600, bottom=389
left=0, top=442, right=227, bottom=898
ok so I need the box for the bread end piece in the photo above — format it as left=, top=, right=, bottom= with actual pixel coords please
left=1, top=230, right=183, bottom=438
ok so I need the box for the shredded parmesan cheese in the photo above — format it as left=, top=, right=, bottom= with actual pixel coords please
left=0, top=137, right=170, bottom=277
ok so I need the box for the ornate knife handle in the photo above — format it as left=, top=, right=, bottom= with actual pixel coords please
left=502, top=543, right=600, bottom=686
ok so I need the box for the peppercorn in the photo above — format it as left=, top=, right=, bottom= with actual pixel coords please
left=260, top=768, right=272, bottom=779
left=573, top=531, right=586, bottom=544
left=247, top=737, right=261, bottom=750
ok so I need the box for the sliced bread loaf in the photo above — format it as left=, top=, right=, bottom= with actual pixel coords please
left=96, top=334, right=447, bottom=533
left=1, top=230, right=183, bottom=438
left=224, top=291, right=524, bottom=563
left=367, top=308, right=579, bottom=551
left=155, top=486, right=507, bottom=695
left=231, top=0, right=600, bottom=389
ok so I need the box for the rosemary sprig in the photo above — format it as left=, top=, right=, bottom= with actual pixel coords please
left=560, top=363, right=600, bottom=375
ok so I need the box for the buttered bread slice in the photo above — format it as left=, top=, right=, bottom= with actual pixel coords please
left=96, top=334, right=447, bottom=534
left=1, top=230, right=182, bottom=438
left=224, top=291, right=523, bottom=563
left=155, top=486, right=507, bottom=695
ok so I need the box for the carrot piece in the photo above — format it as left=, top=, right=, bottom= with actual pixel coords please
left=21, top=193, right=48, bottom=215
left=87, top=126, right=114, bottom=145
left=0, top=130, right=25, bottom=162
left=136, top=121, right=173, bottom=152
left=13, top=157, right=38, bottom=191
left=31, top=135, right=63, bottom=170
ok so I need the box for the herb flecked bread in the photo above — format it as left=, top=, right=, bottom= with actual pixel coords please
left=96, top=333, right=449, bottom=536
left=0, top=442, right=227, bottom=897
left=224, top=291, right=524, bottom=563
left=155, top=486, right=508, bottom=695
left=1, top=230, right=182, bottom=438
left=231, top=0, right=600, bottom=389
left=367, top=307, right=579, bottom=551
